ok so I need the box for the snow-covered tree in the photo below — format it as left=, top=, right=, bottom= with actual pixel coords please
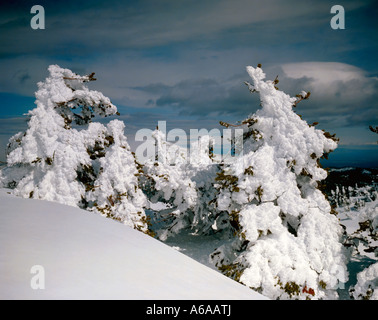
left=337, top=186, right=377, bottom=300
left=84, top=120, right=150, bottom=233
left=207, top=65, right=348, bottom=299
left=0, top=65, right=149, bottom=232
left=141, top=128, right=218, bottom=240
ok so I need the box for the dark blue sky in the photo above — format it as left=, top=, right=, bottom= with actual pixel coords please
left=0, top=0, right=377, bottom=167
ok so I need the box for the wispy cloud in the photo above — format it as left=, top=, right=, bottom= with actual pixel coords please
left=0, top=0, right=372, bottom=57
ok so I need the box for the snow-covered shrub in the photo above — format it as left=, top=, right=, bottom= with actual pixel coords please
left=208, top=65, right=348, bottom=299
left=141, top=128, right=218, bottom=240
left=326, top=168, right=377, bottom=259
left=325, top=169, right=377, bottom=297
left=0, top=65, right=149, bottom=232
left=331, top=184, right=377, bottom=211
left=337, top=188, right=377, bottom=260
left=350, top=262, right=378, bottom=300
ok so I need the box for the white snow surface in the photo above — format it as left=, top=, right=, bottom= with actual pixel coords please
left=0, top=189, right=267, bottom=300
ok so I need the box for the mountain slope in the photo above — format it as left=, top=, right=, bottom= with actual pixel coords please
left=0, top=189, right=266, bottom=300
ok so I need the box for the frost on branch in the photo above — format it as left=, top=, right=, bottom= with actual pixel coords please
left=209, top=65, right=348, bottom=299
left=0, top=65, right=149, bottom=233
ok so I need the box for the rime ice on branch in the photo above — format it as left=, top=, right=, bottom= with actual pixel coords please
left=0, top=65, right=149, bottom=233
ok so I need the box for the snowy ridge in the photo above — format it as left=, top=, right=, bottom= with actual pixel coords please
left=0, top=189, right=267, bottom=300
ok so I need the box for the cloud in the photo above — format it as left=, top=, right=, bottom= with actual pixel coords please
left=278, top=62, right=378, bottom=127
left=1, top=0, right=371, bottom=58
left=281, top=62, right=374, bottom=96
left=0, top=117, right=29, bottom=162
left=0, top=0, right=376, bottom=107
left=133, top=75, right=261, bottom=119
left=0, top=57, right=56, bottom=96
left=131, top=61, right=378, bottom=135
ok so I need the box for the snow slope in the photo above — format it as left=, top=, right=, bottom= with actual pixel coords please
left=0, top=189, right=267, bottom=300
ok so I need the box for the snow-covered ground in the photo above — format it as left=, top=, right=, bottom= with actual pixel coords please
left=0, top=188, right=267, bottom=300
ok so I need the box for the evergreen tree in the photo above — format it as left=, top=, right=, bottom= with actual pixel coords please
left=207, top=65, right=348, bottom=299
left=0, top=65, right=149, bottom=232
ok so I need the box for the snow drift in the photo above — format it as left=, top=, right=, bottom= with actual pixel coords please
left=0, top=189, right=267, bottom=300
